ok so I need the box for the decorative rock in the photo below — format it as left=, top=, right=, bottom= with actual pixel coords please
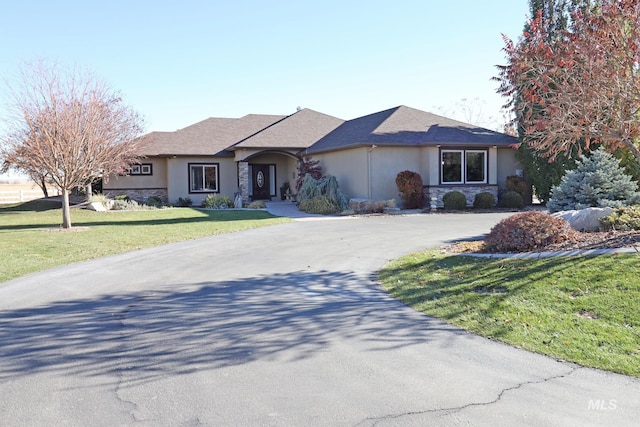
left=349, top=198, right=385, bottom=214
left=86, top=201, right=107, bottom=212
left=553, top=207, right=614, bottom=232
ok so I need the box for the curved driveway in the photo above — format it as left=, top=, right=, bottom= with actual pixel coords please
left=1, top=213, right=638, bottom=426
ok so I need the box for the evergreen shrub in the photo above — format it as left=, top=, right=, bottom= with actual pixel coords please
left=146, top=196, right=163, bottom=207
left=298, top=196, right=340, bottom=214
left=176, top=197, right=192, bottom=207
left=442, top=191, right=467, bottom=210
left=484, top=211, right=576, bottom=253
left=202, top=194, right=233, bottom=209
left=600, top=205, right=640, bottom=231
left=473, top=192, right=496, bottom=209
left=548, top=147, right=640, bottom=213
left=499, top=191, right=524, bottom=209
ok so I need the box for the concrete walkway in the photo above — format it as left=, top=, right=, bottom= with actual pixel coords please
left=1, top=213, right=638, bottom=426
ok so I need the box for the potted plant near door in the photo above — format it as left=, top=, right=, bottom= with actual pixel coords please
left=280, top=182, right=290, bottom=201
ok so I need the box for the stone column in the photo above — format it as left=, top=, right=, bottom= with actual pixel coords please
left=238, top=161, right=249, bottom=202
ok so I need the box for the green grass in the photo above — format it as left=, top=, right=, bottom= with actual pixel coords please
left=379, top=250, right=640, bottom=377
left=0, top=199, right=290, bottom=283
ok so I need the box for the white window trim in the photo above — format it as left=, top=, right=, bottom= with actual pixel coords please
left=189, top=163, right=219, bottom=193
left=441, top=149, right=464, bottom=184
left=465, top=150, right=488, bottom=184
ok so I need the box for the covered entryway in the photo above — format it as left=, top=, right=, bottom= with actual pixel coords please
left=250, top=164, right=273, bottom=200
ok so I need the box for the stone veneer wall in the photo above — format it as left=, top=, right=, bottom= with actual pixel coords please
left=238, top=161, right=249, bottom=202
left=104, top=188, right=168, bottom=203
left=424, top=185, right=499, bottom=208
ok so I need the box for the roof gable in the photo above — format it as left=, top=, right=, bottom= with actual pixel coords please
left=140, top=114, right=285, bottom=156
left=229, top=108, right=344, bottom=150
left=305, top=105, right=518, bottom=154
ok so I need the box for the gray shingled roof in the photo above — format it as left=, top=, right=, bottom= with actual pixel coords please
left=229, top=108, right=344, bottom=150
left=304, top=105, right=518, bottom=154
left=139, top=105, right=518, bottom=157
left=140, top=114, right=285, bottom=156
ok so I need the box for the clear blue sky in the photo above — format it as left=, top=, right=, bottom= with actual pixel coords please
left=1, top=1, right=530, bottom=132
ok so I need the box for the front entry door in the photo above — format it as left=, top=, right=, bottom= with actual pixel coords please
left=252, top=164, right=271, bottom=200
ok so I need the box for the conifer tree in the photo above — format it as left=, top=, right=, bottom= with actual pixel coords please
left=547, top=148, right=640, bottom=212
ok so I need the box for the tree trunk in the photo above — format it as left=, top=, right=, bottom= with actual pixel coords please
left=40, top=175, right=49, bottom=198
left=85, top=183, right=92, bottom=201
left=61, top=188, right=72, bottom=229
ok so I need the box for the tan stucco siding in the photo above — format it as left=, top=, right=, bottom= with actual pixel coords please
left=425, top=147, right=440, bottom=186
left=369, top=147, right=423, bottom=200
left=314, top=148, right=368, bottom=199
left=316, top=146, right=424, bottom=201
left=497, top=147, right=520, bottom=190
left=103, top=158, right=168, bottom=190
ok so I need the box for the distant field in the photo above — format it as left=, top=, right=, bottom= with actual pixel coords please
left=0, top=183, right=59, bottom=204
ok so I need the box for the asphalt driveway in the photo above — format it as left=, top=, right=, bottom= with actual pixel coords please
left=1, top=213, right=638, bottom=426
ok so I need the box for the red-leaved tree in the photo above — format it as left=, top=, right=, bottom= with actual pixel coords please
left=496, top=0, right=640, bottom=163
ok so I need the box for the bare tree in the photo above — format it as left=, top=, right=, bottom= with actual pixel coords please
left=1, top=60, right=145, bottom=228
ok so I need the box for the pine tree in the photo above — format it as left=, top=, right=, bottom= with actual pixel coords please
left=547, top=148, right=640, bottom=212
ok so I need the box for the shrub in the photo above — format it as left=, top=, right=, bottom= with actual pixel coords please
left=484, top=211, right=576, bottom=253
left=442, top=191, right=467, bottom=210
left=473, top=192, right=496, bottom=209
left=499, top=191, right=524, bottom=209
left=89, top=193, right=109, bottom=204
left=506, top=175, right=530, bottom=197
left=115, top=194, right=130, bottom=201
left=395, top=170, right=424, bottom=209
left=547, top=147, right=640, bottom=213
left=202, top=194, right=233, bottom=209
left=145, top=196, right=163, bottom=208
left=298, top=174, right=349, bottom=211
left=600, top=205, right=640, bottom=231
left=298, top=196, right=340, bottom=214
left=176, top=197, right=192, bottom=207
left=247, top=200, right=266, bottom=209
left=111, top=199, right=140, bottom=211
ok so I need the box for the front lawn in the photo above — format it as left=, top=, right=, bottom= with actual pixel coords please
left=379, top=250, right=640, bottom=377
left=0, top=200, right=290, bottom=283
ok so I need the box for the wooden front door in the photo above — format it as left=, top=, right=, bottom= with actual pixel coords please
left=251, top=164, right=271, bottom=200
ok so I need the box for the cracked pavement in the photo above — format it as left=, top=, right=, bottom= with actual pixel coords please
left=1, top=213, right=639, bottom=426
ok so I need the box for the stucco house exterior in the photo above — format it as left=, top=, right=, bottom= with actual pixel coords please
left=103, top=105, right=521, bottom=207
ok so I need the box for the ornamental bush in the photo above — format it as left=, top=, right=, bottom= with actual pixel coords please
left=298, top=174, right=349, bottom=211
left=202, top=194, right=233, bottom=209
left=547, top=147, right=640, bottom=213
left=484, top=211, right=576, bottom=253
left=600, top=205, right=640, bottom=231
left=473, top=192, right=496, bottom=209
left=145, top=195, right=163, bottom=207
left=499, top=191, right=524, bottom=209
left=506, top=175, right=530, bottom=197
left=395, top=170, right=423, bottom=209
left=298, top=196, right=340, bottom=214
left=442, top=191, right=467, bottom=210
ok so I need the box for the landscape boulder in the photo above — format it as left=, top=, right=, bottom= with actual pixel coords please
left=552, top=207, right=614, bottom=232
